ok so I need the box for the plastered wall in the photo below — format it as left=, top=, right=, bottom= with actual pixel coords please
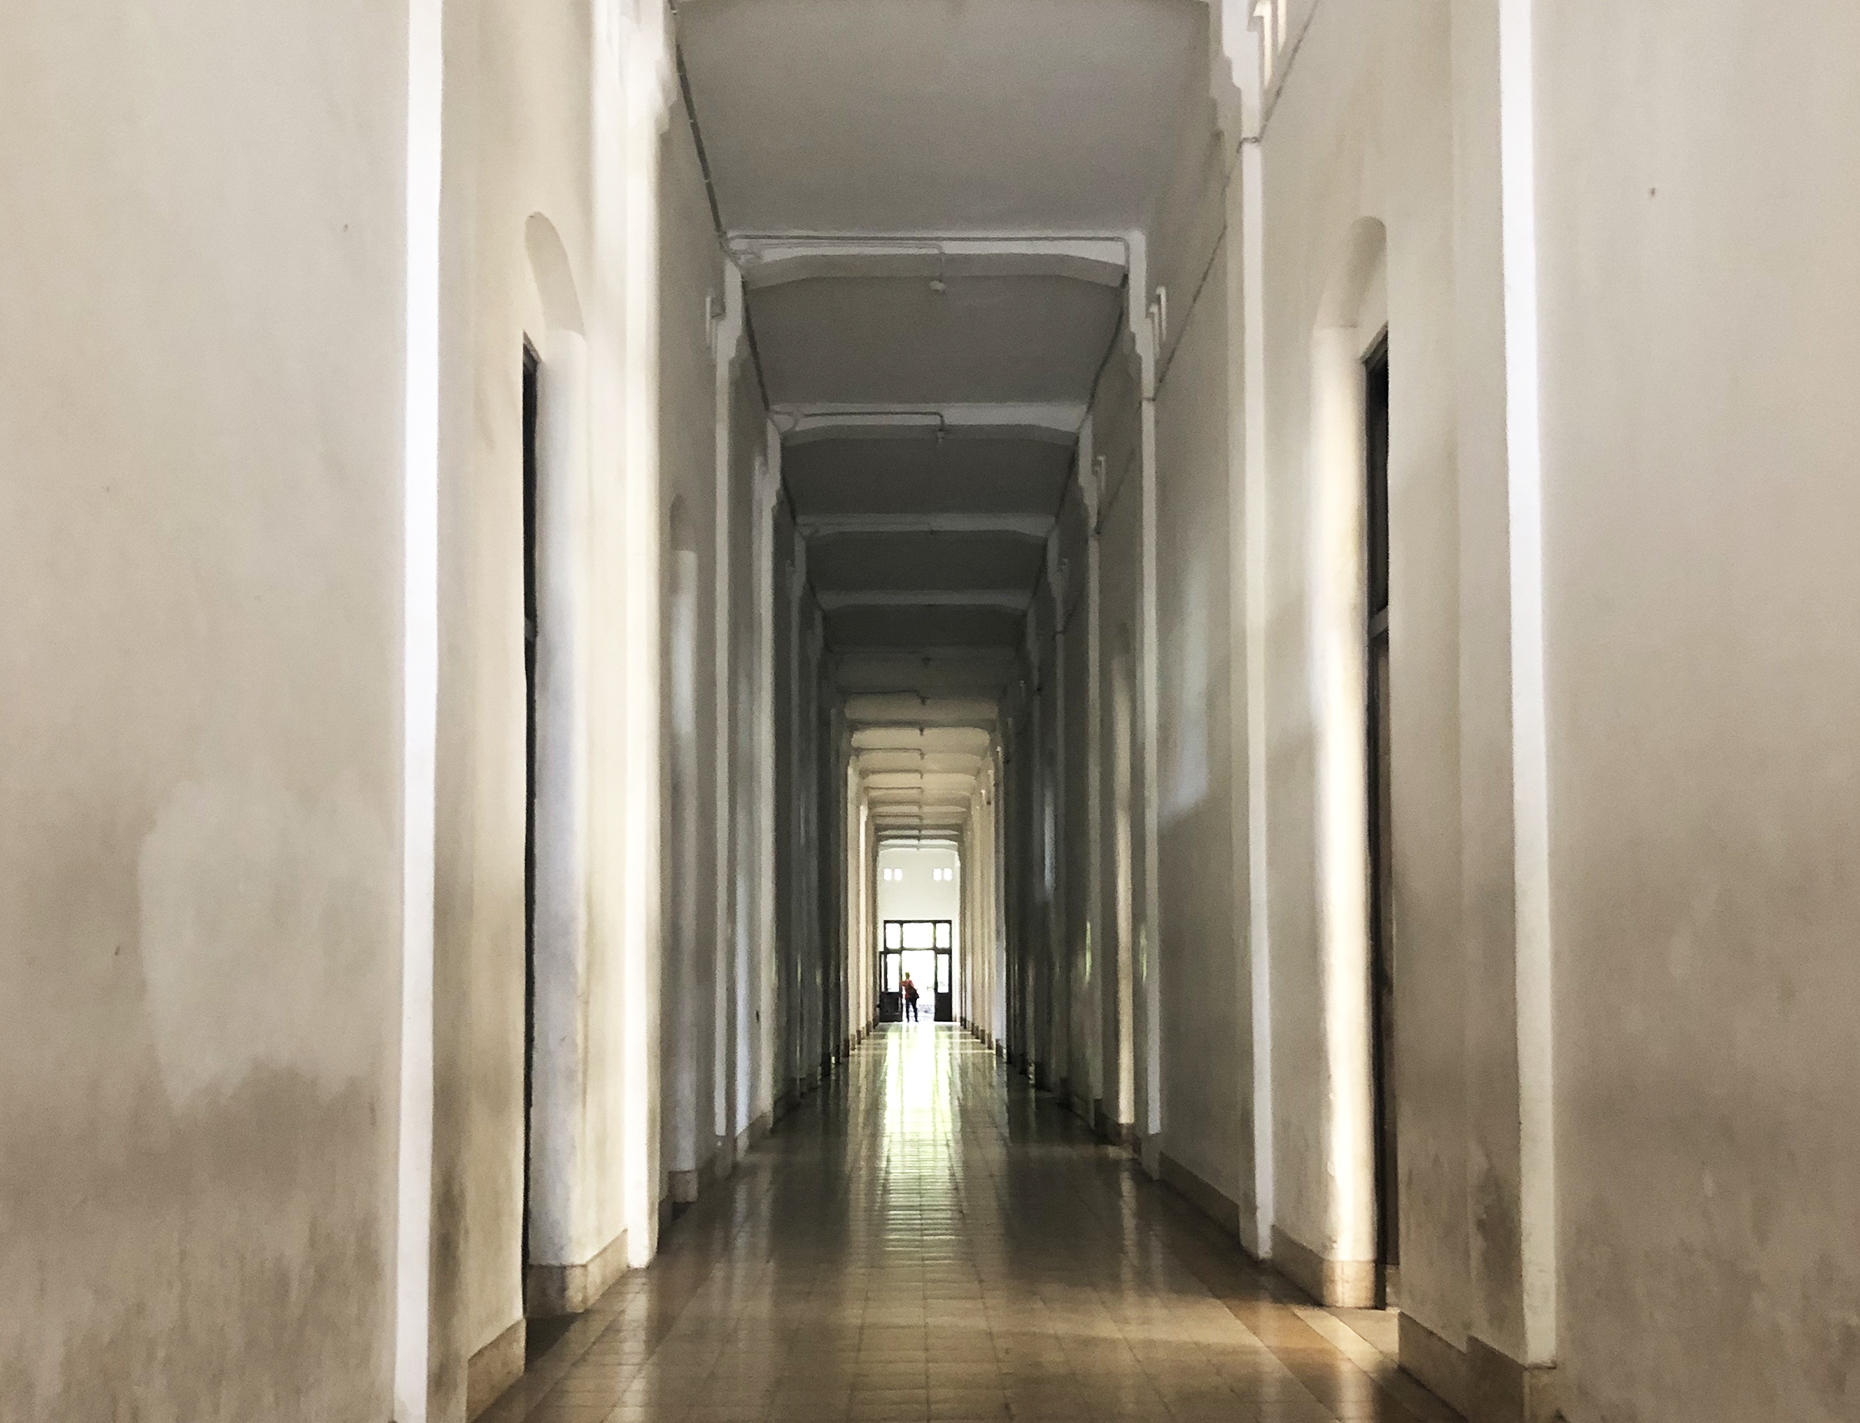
left=993, top=5, right=1860, bottom=1421
left=1537, top=3, right=1860, bottom=1418
left=1154, top=233, right=1245, bottom=1218
left=0, top=2, right=408, bottom=1415
left=875, top=846, right=962, bottom=929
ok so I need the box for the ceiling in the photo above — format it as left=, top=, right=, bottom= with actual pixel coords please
left=678, top=0, right=1207, bottom=235
left=751, top=274, right=1122, bottom=407
left=678, top=0, right=1207, bottom=838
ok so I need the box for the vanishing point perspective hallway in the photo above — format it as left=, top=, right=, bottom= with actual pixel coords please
left=9, top=2, right=1860, bottom=1421
left=485, top=1028, right=1442, bottom=1423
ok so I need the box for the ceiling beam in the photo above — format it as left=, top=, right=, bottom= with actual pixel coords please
left=802, top=512, right=1053, bottom=542
left=853, top=752, right=986, bottom=776
left=816, top=589, right=1030, bottom=613
left=844, top=695, right=998, bottom=729
left=770, top=402, right=1083, bottom=446
left=729, top=234, right=1130, bottom=290
left=862, top=770, right=980, bottom=790
left=851, top=724, right=993, bottom=752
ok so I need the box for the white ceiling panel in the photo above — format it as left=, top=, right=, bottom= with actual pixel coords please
left=749, top=274, right=1121, bottom=406
left=808, top=530, right=1046, bottom=593
left=825, top=604, right=1026, bottom=650
left=784, top=433, right=1073, bottom=518
left=679, top=0, right=1205, bottom=234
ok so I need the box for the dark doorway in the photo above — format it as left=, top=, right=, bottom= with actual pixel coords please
left=521, top=342, right=541, bottom=1289
left=1363, top=330, right=1399, bottom=1306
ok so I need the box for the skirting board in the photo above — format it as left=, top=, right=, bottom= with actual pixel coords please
left=1399, top=1311, right=1469, bottom=1414
left=1270, top=1226, right=1376, bottom=1307
left=1096, top=1104, right=1140, bottom=1154
left=525, top=1227, right=629, bottom=1317
left=466, top=1317, right=526, bottom=1419
left=1400, top=1314, right=1560, bottom=1423
left=737, top=1109, right=772, bottom=1158
left=668, top=1137, right=734, bottom=1209
left=1158, top=1151, right=1246, bottom=1242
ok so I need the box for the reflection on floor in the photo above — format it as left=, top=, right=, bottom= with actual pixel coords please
left=1328, top=1307, right=1401, bottom=1361
left=484, top=1026, right=1456, bottom=1423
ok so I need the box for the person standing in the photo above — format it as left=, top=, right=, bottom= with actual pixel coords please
left=902, top=973, right=920, bottom=1023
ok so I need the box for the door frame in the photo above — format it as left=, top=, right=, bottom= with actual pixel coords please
left=879, top=919, right=954, bottom=1023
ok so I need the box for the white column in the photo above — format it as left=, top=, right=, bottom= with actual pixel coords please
left=593, top=0, right=672, bottom=1271
left=1129, top=233, right=1165, bottom=1160
left=1499, top=0, right=1558, bottom=1367
left=753, top=427, right=781, bottom=1119
left=394, top=0, right=445, bottom=1413
left=1238, top=134, right=1278, bottom=1257
left=1077, top=433, right=1104, bottom=1115
left=711, top=263, right=745, bottom=1148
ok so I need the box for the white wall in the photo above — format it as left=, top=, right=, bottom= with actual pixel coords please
left=1154, top=231, right=1246, bottom=1217
left=1537, top=3, right=1860, bottom=1419
left=0, top=3, right=408, bottom=1415
left=876, top=846, right=962, bottom=933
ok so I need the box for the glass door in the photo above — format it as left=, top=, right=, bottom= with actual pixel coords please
left=881, top=920, right=955, bottom=1024
left=879, top=921, right=904, bottom=1022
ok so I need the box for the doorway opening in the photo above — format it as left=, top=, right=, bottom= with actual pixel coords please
left=520, top=340, right=541, bottom=1285
left=880, top=920, right=954, bottom=1023
left=1363, top=329, right=1399, bottom=1307
left=1109, top=635, right=1136, bottom=1134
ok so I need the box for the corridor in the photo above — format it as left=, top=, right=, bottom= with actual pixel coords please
left=9, top=1, right=1860, bottom=1421
left=485, top=1029, right=1443, bottom=1423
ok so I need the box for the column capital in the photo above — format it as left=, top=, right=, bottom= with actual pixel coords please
left=615, top=0, right=676, bottom=132
left=1206, top=0, right=1267, bottom=144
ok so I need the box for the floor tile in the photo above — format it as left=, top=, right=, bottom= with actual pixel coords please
left=489, top=1027, right=1458, bottom=1423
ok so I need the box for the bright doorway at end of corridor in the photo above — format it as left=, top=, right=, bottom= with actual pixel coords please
left=876, top=843, right=959, bottom=1024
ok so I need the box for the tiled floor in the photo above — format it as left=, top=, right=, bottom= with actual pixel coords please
left=483, top=1026, right=1457, bottom=1423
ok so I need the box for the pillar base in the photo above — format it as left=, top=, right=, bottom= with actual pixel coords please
left=1158, top=1150, right=1246, bottom=1243
left=1399, top=1315, right=1559, bottom=1423
left=525, top=1228, right=629, bottom=1317
left=1269, top=1226, right=1376, bottom=1307
left=466, top=1317, right=526, bottom=1419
